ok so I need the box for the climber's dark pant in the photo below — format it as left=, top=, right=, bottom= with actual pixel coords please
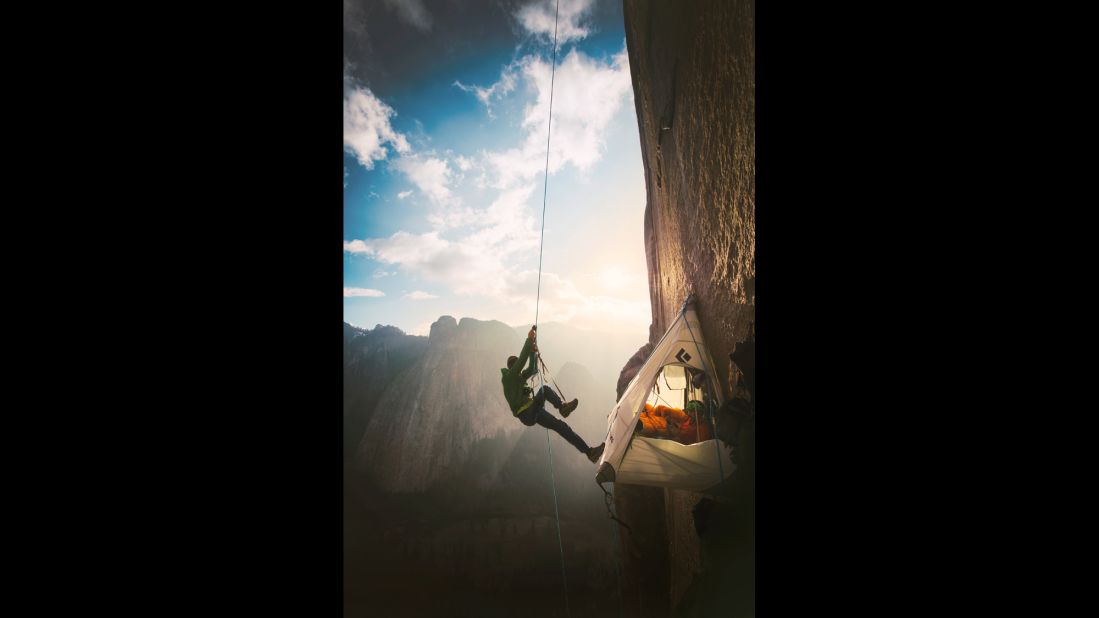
left=518, top=385, right=589, bottom=454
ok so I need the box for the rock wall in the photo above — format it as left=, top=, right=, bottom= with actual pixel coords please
left=618, top=0, right=756, bottom=615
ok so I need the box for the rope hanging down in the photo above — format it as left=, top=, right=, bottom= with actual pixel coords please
left=532, top=1, right=568, bottom=616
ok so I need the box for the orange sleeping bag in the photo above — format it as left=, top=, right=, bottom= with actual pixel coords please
left=640, top=404, right=712, bottom=445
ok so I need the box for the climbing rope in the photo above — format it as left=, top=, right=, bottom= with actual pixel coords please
left=537, top=354, right=569, bottom=403
left=530, top=1, right=569, bottom=615
left=545, top=422, right=569, bottom=616
left=533, top=0, right=560, bottom=332
left=597, top=479, right=636, bottom=543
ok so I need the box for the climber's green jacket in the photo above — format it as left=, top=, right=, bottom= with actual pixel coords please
left=501, top=336, right=538, bottom=416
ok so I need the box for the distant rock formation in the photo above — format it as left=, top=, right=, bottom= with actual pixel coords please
left=354, top=316, right=523, bottom=493
left=553, top=361, right=615, bottom=441
left=343, top=322, right=428, bottom=455
left=617, top=342, right=655, bottom=401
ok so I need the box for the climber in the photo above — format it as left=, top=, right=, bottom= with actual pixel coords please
left=502, top=326, right=606, bottom=463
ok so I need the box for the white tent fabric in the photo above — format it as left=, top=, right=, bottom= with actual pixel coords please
left=613, top=437, right=733, bottom=491
left=596, top=300, right=734, bottom=490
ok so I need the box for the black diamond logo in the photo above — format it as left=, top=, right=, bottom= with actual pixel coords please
left=675, top=348, right=692, bottom=363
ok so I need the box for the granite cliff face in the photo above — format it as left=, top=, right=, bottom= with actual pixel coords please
left=618, top=0, right=756, bottom=615
left=354, top=316, right=522, bottom=493
left=628, top=0, right=755, bottom=353
left=343, top=323, right=428, bottom=455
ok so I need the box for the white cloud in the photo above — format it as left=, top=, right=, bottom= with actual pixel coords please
left=497, top=270, right=650, bottom=334
left=516, top=0, right=594, bottom=43
left=344, top=287, right=386, bottom=298
left=454, top=155, right=474, bottom=171
left=345, top=185, right=540, bottom=297
left=345, top=45, right=632, bottom=306
left=454, top=65, right=518, bottom=116
left=460, top=185, right=540, bottom=253
left=382, top=0, right=432, bottom=31
left=404, top=291, right=439, bottom=300
left=484, top=47, right=632, bottom=189
left=344, top=240, right=369, bottom=253
left=427, top=205, right=480, bottom=229
left=421, top=170, right=529, bottom=230
left=392, top=154, right=457, bottom=206
left=343, top=40, right=639, bottom=336
left=582, top=267, right=643, bottom=293
left=347, top=231, right=451, bottom=267
left=344, top=86, right=411, bottom=170
left=373, top=269, right=395, bottom=278
left=345, top=231, right=495, bottom=296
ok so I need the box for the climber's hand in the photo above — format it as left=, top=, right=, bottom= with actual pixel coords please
left=528, top=328, right=536, bottom=340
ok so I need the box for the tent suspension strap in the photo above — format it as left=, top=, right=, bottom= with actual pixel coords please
left=597, top=479, right=636, bottom=541
left=604, top=482, right=627, bottom=618
left=654, top=391, right=678, bottom=409
left=532, top=1, right=568, bottom=616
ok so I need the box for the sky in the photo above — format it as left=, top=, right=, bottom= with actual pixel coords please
left=343, top=0, right=649, bottom=338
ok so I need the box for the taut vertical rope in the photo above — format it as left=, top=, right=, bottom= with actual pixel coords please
left=531, top=1, right=568, bottom=616
left=534, top=0, right=560, bottom=332
left=545, top=420, right=569, bottom=616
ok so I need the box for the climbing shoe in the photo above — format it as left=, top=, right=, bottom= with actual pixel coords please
left=560, top=398, right=579, bottom=417
left=587, top=442, right=605, bottom=463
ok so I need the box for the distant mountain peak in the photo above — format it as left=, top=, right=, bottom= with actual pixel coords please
left=429, top=315, right=458, bottom=341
